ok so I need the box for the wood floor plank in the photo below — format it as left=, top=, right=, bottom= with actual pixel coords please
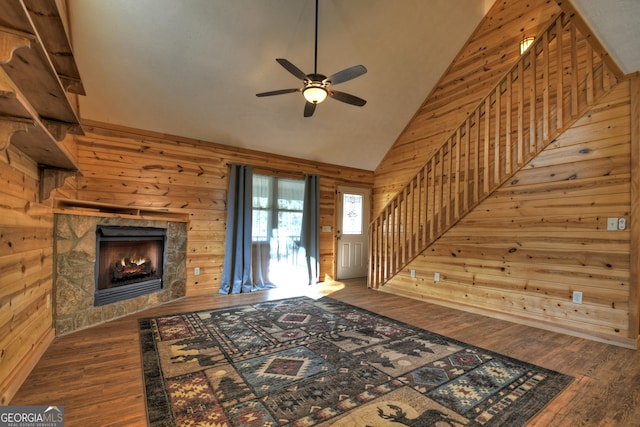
left=11, top=279, right=640, bottom=426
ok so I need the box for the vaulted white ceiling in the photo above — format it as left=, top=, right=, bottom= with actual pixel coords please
left=67, top=0, right=638, bottom=171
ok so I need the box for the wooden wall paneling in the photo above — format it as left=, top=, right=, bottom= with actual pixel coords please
left=66, top=121, right=374, bottom=296
left=382, top=81, right=634, bottom=346
left=0, top=146, right=55, bottom=404
left=630, top=74, right=640, bottom=342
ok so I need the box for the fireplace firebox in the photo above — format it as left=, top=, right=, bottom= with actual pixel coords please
left=95, top=225, right=166, bottom=306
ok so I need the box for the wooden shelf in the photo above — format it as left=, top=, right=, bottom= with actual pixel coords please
left=54, top=199, right=191, bottom=223
left=0, top=66, right=78, bottom=169
left=23, top=0, right=85, bottom=96
left=0, top=0, right=83, bottom=171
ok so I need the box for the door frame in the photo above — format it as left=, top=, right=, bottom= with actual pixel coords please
left=335, top=185, right=371, bottom=280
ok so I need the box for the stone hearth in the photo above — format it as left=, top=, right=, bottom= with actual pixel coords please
left=54, top=214, right=187, bottom=335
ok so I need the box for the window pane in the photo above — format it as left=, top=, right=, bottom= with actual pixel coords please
left=277, top=179, right=304, bottom=210
left=252, top=209, right=270, bottom=242
left=278, top=211, right=303, bottom=240
left=253, top=175, right=272, bottom=209
left=342, top=193, right=363, bottom=235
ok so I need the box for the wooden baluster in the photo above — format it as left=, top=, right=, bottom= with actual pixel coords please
left=505, top=71, right=513, bottom=176
left=415, top=169, right=422, bottom=253
left=375, top=219, right=380, bottom=288
left=463, top=118, right=470, bottom=211
left=402, top=186, right=408, bottom=264
left=378, top=216, right=383, bottom=286
left=437, top=150, right=444, bottom=235
left=383, top=209, right=388, bottom=282
left=484, top=98, right=491, bottom=195
left=474, top=109, right=481, bottom=203
left=376, top=217, right=381, bottom=287
left=586, top=42, right=594, bottom=106
left=429, top=152, right=438, bottom=242
left=556, top=18, right=564, bottom=131
left=390, top=201, right=396, bottom=276
left=495, top=82, right=502, bottom=186
left=368, top=222, right=373, bottom=287
left=454, top=128, right=461, bottom=220
left=517, top=60, right=525, bottom=166
left=446, top=137, right=453, bottom=227
left=529, top=47, right=537, bottom=156
left=570, top=23, right=579, bottom=117
left=413, top=180, right=418, bottom=258
left=542, top=30, right=550, bottom=145
left=423, top=162, right=429, bottom=245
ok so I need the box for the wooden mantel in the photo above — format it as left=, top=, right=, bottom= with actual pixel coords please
left=54, top=199, right=191, bottom=223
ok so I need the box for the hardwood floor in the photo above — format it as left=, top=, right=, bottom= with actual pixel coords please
left=12, top=279, right=640, bottom=426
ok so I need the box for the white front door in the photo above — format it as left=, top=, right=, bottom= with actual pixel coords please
left=336, top=186, right=370, bottom=279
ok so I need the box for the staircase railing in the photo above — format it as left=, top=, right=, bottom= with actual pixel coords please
left=368, top=12, right=619, bottom=288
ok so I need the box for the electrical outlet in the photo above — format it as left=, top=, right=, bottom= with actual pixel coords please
left=618, top=218, right=626, bottom=230
left=194, top=267, right=200, bottom=276
left=434, top=272, right=440, bottom=282
left=572, top=291, right=583, bottom=304
left=607, top=218, right=618, bottom=230
left=410, top=269, right=416, bottom=278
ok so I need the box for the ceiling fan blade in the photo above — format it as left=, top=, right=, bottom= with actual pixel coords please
left=330, top=90, right=367, bottom=107
left=304, top=102, right=317, bottom=117
left=276, top=58, right=308, bottom=81
left=256, top=88, right=300, bottom=97
left=326, top=65, right=367, bottom=85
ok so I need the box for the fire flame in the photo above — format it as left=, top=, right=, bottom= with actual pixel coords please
left=120, top=256, right=148, bottom=266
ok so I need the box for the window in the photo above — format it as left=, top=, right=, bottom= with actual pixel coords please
left=342, top=193, right=363, bottom=235
left=252, top=175, right=305, bottom=242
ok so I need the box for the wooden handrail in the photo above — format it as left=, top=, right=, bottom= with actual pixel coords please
left=368, top=12, right=619, bottom=288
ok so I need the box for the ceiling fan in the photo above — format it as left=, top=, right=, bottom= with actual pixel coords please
left=256, top=0, right=367, bottom=117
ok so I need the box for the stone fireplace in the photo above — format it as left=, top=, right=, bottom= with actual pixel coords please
left=54, top=213, right=187, bottom=335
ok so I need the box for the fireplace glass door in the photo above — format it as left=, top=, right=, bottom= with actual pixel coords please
left=95, top=226, right=166, bottom=306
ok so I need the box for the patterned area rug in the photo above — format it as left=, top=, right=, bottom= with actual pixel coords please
left=139, top=296, right=572, bottom=426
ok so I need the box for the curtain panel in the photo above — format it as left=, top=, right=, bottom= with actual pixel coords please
left=219, top=164, right=253, bottom=294
left=301, top=174, right=320, bottom=284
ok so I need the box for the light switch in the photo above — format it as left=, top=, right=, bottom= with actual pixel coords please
left=607, top=218, right=618, bottom=230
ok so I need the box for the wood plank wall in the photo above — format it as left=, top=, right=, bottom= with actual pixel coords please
left=63, top=121, right=374, bottom=296
left=382, top=81, right=636, bottom=347
left=373, top=0, right=561, bottom=214
left=0, top=121, right=373, bottom=402
left=0, top=146, right=56, bottom=404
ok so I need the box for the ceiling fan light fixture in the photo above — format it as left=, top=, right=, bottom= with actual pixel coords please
left=303, top=82, right=328, bottom=104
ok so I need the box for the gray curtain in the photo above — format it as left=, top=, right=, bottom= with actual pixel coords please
left=301, top=174, right=320, bottom=285
left=219, top=164, right=253, bottom=294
